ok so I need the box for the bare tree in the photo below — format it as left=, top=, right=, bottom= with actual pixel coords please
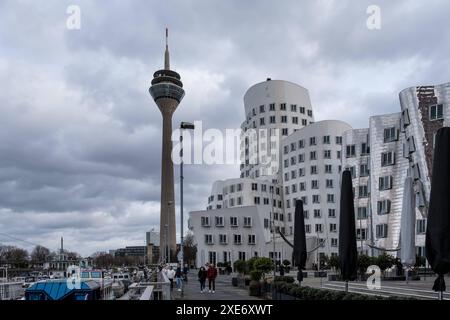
left=0, top=245, right=29, bottom=268
left=183, top=232, right=197, bottom=267
left=31, top=245, right=50, bottom=264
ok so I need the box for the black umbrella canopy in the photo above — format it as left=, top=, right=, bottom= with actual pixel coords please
left=339, top=169, right=358, bottom=281
left=426, top=127, right=450, bottom=292
left=293, top=200, right=307, bottom=269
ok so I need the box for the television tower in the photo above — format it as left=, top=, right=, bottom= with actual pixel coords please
left=149, top=29, right=185, bottom=263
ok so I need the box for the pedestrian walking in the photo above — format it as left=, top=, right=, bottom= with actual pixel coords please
left=198, top=266, right=207, bottom=293
left=207, top=264, right=218, bottom=293
left=175, top=265, right=183, bottom=291
left=166, top=266, right=176, bottom=291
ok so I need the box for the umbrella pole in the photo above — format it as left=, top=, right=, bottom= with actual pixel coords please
left=345, top=281, right=349, bottom=293
left=439, top=291, right=443, bottom=300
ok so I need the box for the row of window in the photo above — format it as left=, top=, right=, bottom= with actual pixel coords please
left=201, top=216, right=252, bottom=228
left=284, top=136, right=343, bottom=154
left=284, top=164, right=339, bottom=178
left=284, top=150, right=342, bottom=166
left=298, top=208, right=337, bottom=219
left=248, top=103, right=313, bottom=118
left=205, top=234, right=257, bottom=245
left=285, top=179, right=336, bottom=194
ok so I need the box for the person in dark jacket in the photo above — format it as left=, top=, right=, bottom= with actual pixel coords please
left=207, top=264, right=218, bottom=293
left=198, top=266, right=207, bottom=293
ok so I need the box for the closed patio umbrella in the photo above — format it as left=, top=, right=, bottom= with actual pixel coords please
left=293, top=199, right=307, bottom=283
left=400, top=175, right=416, bottom=282
left=426, top=127, right=450, bottom=300
left=339, top=169, right=358, bottom=291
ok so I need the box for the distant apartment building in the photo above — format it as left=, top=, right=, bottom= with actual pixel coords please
left=189, top=79, right=450, bottom=268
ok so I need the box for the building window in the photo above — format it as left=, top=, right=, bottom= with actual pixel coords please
left=230, top=217, right=238, bottom=227
left=282, top=128, right=288, bottom=136
left=290, top=104, right=297, bottom=112
left=244, top=217, right=252, bottom=227
left=201, top=216, right=210, bottom=227
left=346, top=145, right=356, bottom=157
left=237, top=197, right=242, bottom=205
left=326, top=179, right=334, bottom=188
left=357, top=207, right=368, bottom=219
left=248, top=235, right=256, bottom=245
left=298, top=153, right=305, bottom=163
left=260, top=118, right=265, bottom=125
left=328, top=209, right=336, bottom=218
left=299, top=106, right=305, bottom=114
left=358, top=185, right=369, bottom=198
left=291, top=184, right=297, bottom=193
left=381, top=151, right=395, bottom=166
left=313, top=209, right=321, bottom=218
left=429, top=104, right=444, bottom=120
left=298, top=139, right=304, bottom=149
left=263, top=197, right=269, bottom=205
left=254, top=197, right=260, bottom=205
left=270, top=116, right=276, bottom=124
left=310, top=137, right=316, bottom=146
left=315, top=224, right=323, bottom=233
left=324, top=150, right=331, bottom=159
left=417, top=219, right=426, bottom=234
left=379, top=176, right=393, bottom=190
left=337, top=150, right=341, bottom=159
left=302, top=119, right=307, bottom=126
left=376, top=224, right=388, bottom=238
left=312, top=195, right=320, bottom=204
left=361, top=142, right=370, bottom=155
left=215, top=216, right=224, bottom=227
left=234, top=234, right=242, bottom=245
left=360, top=164, right=369, bottom=177
left=323, top=135, right=330, bottom=144
left=331, top=238, right=338, bottom=247
left=327, top=194, right=335, bottom=203
left=299, top=182, right=305, bottom=191
left=299, top=167, right=305, bottom=176
left=357, top=228, right=367, bottom=240
left=330, top=224, right=337, bottom=233
left=280, top=103, right=286, bottom=111
left=219, top=234, right=227, bottom=244
left=336, top=136, right=342, bottom=144
left=377, top=199, right=391, bottom=215
left=311, top=180, right=319, bottom=189
left=384, top=127, right=398, bottom=142
left=325, top=164, right=332, bottom=174
left=238, top=251, right=246, bottom=260
left=307, top=110, right=313, bottom=117
left=269, top=103, right=275, bottom=111
left=305, top=224, right=311, bottom=233
left=205, top=234, right=214, bottom=244
left=251, top=183, right=258, bottom=191
left=304, top=210, right=309, bottom=219
left=309, top=151, right=316, bottom=160
left=310, top=165, right=318, bottom=175
left=264, top=218, right=269, bottom=229
left=288, top=213, right=292, bottom=222
left=259, top=105, right=265, bottom=113
left=292, top=116, right=299, bottom=124
left=281, top=115, right=287, bottom=123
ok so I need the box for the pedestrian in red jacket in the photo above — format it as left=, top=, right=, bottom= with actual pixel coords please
left=207, top=264, right=218, bottom=293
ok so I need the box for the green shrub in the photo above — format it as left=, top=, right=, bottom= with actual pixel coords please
left=234, top=260, right=247, bottom=275
left=250, top=270, right=262, bottom=281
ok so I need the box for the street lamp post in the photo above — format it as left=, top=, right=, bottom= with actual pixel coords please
left=164, top=224, right=169, bottom=264
left=180, top=121, right=195, bottom=298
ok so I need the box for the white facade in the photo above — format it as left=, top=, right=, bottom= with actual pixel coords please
left=240, top=79, right=315, bottom=179
left=281, top=120, right=352, bottom=257
left=189, top=79, right=450, bottom=268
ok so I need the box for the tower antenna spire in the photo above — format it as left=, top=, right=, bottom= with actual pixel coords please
left=164, top=28, right=170, bottom=70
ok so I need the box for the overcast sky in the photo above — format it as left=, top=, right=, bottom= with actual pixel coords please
left=1, top=0, right=449, bottom=256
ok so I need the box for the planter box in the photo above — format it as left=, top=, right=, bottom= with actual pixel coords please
left=231, top=277, right=238, bottom=287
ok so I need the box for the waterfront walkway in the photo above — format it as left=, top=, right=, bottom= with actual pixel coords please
left=172, top=271, right=260, bottom=300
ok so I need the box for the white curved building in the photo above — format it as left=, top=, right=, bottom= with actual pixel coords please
left=282, top=120, right=352, bottom=257
left=240, top=79, right=315, bottom=179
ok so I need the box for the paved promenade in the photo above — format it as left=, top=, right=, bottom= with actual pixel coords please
left=172, top=272, right=261, bottom=300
